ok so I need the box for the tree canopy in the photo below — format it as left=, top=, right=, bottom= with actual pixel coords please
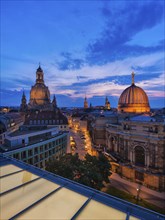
left=46, top=153, right=111, bottom=190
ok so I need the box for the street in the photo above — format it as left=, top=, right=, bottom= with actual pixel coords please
left=108, top=173, right=165, bottom=209
left=69, top=128, right=97, bottom=159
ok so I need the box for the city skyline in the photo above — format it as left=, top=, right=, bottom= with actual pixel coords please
left=1, top=0, right=165, bottom=108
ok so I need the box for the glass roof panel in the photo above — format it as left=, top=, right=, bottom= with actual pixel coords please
left=1, top=170, right=39, bottom=193
left=17, top=188, right=88, bottom=220
left=129, top=216, right=140, bottom=220
left=0, top=178, right=59, bottom=220
left=76, top=199, right=127, bottom=220
left=0, top=164, right=22, bottom=177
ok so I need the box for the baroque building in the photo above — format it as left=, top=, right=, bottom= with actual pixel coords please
left=106, top=114, right=165, bottom=191
left=87, top=72, right=165, bottom=191
left=20, top=65, right=68, bottom=130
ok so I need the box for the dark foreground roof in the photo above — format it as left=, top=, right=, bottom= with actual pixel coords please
left=0, top=154, right=164, bottom=220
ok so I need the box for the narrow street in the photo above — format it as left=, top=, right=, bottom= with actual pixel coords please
left=107, top=173, right=165, bottom=209
left=69, top=128, right=97, bottom=159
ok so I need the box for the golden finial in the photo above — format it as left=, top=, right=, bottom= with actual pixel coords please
left=132, top=72, right=135, bottom=84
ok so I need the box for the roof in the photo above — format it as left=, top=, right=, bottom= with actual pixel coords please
left=0, top=155, right=164, bottom=220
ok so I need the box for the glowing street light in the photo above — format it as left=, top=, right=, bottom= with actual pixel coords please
left=136, top=187, right=140, bottom=203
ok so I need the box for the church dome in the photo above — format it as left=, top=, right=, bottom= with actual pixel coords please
left=118, top=72, right=150, bottom=113
left=29, top=66, right=50, bottom=106
left=30, top=84, right=50, bottom=106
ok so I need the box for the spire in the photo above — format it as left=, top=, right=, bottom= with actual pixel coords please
left=37, top=63, right=43, bottom=72
left=131, top=72, right=135, bottom=85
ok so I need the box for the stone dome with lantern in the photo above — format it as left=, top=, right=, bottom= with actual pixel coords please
left=118, top=72, right=150, bottom=113
left=29, top=65, right=51, bottom=108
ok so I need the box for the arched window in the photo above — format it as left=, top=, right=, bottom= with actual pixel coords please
left=135, top=146, right=145, bottom=166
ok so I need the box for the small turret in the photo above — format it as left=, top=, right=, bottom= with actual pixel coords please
left=52, top=95, right=57, bottom=109
left=20, top=91, right=28, bottom=112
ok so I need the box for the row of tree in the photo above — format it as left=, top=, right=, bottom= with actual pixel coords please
left=46, top=153, right=111, bottom=190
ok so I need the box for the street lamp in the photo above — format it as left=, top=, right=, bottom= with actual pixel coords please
left=136, top=187, right=140, bottom=203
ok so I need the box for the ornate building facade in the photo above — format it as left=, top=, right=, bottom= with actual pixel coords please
left=106, top=115, right=165, bottom=191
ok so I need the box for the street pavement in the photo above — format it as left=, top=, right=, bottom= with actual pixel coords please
left=107, top=172, right=165, bottom=209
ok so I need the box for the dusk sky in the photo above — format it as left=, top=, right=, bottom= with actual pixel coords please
left=1, top=0, right=165, bottom=108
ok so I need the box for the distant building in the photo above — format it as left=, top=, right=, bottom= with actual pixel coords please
left=84, top=95, right=88, bottom=109
left=0, top=113, right=24, bottom=145
left=105, top=96, right=111, bottom=110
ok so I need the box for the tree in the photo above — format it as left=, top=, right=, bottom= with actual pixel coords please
left=46, top=153, right=111, bottom=190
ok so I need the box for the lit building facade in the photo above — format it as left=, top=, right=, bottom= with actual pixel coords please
left=106, top=115, right=165, bottom=191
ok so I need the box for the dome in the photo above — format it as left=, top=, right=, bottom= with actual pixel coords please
left=29, top=66, right=50, bottom=106
left=30, top=83, right=50, bottom=106
left=118, top=73, right=150, bottom=113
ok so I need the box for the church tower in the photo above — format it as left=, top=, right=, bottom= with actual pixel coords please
left=105, top=96, right=110, bottom=110
left=20, top=91, right=28, bottom=112
left=84, top=95, right=88, bottom=109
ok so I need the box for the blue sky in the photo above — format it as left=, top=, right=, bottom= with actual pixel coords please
left=0, top=0, right=164, bottom=108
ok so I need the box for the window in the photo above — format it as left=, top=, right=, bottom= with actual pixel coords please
left=135, top=146, right=145, bottom=166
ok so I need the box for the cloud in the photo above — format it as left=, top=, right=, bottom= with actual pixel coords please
left=53, top=1, right=164, bottom=70
left=86, top=1, right=164, bottom=64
